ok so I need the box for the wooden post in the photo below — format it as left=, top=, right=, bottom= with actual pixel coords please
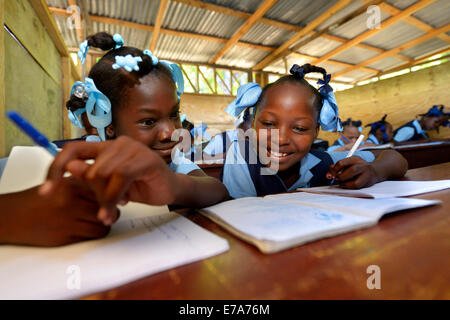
left=62, top=57, right=73, bottom=139
left=0, top=0, right=5, bottom=156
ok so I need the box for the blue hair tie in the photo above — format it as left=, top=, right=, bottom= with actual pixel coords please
left=225, top=82, right=262, bottom=120
left=423, top=105, right=444, bottom=117
left=77, top=40, right=89, bottom=65
left=317, top=74, right=342, bottom=132
left=367, top=121, right=388, bottom=143
left=113, top=34, right=124, bottom=50
left=160, top=61, right=184, bottom=100
left=112, top=54, right=143, bottom=72
left=68, top=78, right=112, bottom=141
left=290, top=64, right=305, bottom=79
left=190, top=123, right=211, bottom=141
left=143, top=50, right=159, bottom=66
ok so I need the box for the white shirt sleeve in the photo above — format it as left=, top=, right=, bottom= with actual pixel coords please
left=328, top=150, right=375, bottom=163
left=394, top=127, right=415, bottom=142
left=168, top=149, right=201, bottom=174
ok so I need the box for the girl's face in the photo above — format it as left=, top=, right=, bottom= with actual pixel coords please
left=375, top=123, right=393, bottom=142
left=253, top=82, right=319, bottom=172
left=423, top=116, right=441, bottom=131
left=108, top=73, right=181, bottom=163
left=342, top=126, right=359, bottom=143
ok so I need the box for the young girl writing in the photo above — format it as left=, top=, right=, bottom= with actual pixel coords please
left=221, top=64, right=408, bottom=199
left=393, top=105, right=443, bottom=142
left=365, top=114, right=394, bottom=145
left=41, top=32, right=229, bottom=225
left=327, top=117, right=364, bottom=152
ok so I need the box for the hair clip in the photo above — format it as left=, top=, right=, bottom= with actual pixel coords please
left=112, top=55, right=143, bottom=72
left=143, top=50, right=159, bottom=66
left=290, top=64, right=305, bottom=79
left=113, top=34, right=124, bottom=49
left=70, top=81, right=88, bottom=101
left=77, top=40, right=89, bottom=65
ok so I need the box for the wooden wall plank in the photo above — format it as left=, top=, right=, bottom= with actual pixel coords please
left=5, top=0, right=62, bottom=85
left=0, top=0, right=5, bottom=157
left=4, top=32, right=62, bottom=155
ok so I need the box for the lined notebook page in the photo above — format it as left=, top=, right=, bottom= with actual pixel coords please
left=0, top=202, right=229, bottom=299
left=300, top=180, right=450, bottom=199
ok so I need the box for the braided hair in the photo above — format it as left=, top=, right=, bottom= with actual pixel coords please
left=66, top=32, right=175, bottom=125
left=254, top=64, right=327, bottom=122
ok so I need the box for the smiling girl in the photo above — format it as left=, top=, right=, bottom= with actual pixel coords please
left=221, top=64, right=408, bottom=199
left=42, top=32, right=229, bottom=224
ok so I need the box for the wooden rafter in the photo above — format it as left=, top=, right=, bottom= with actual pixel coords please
left=209, top=0, right=278, bottom=64
left=252, top=0, right=353, bottom=70
left=67, top=0, right=83, bottom=43
left=179, top=64, right=197, bottom=93
left=198, top=67, right=215, bottom=94
left=313, top=0, right=436, bottom=66
left=150, top=0, right=168, bottom=52
left=367, top=0, right=450, bottom=44
left=355, top=47, right=450, bottom=83
left=333, top=24, right=450, bottom=79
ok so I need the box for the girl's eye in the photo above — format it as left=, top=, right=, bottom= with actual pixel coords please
left=139, top=119, right=156, bottom=127
left=293, top=126, right=308, bottom=133
left=170, top=111, right=180, bottom=119
left=261, top=121, right=274, bottom=127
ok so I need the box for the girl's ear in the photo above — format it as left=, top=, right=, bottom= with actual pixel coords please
left=313, top=124, right=319, bottom=140
left=105, top=124, right=115, bottom=139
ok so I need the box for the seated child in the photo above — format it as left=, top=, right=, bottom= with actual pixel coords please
left=203, top=83, right=261, bottom=157
left=366, top=114, right=393, bottom=145
left=327, top=117, right=363, bottom=152
left=393, top=105, right=443, bottom=142
left=41, top=32, right=229, bottom=224
left=221, top=64, right=408, bottom=199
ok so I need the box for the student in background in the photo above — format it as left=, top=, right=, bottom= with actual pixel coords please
left=366, top=114, right=394, bottom=145
left=203, top=83, right=261, bottom=157
left=393, top=105, right=443, bottom=142
left=42, top=32, right=229, bottom=224
left=221, top=64, right=408, bottom=199
left=327, top=118, right=364, bottom=152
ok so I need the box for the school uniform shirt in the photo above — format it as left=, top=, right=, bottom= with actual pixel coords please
left=203, top=130, right=239, bottom=156
left=327, top=137, right=365, bottom=152
left=0, top=157, right=7, bottom=180
left=222, top=140, right=375, bottom=199
left=366, top=134, right=380, bottom=145
left=393, top=119, right=427, bottom=142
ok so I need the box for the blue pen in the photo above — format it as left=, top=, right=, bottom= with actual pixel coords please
left=6, top=111, right=59, bottom=156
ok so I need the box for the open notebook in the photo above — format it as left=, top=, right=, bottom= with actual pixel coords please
left=300, top=180, right=450, bottom=199
left=201, top=192, right=440, bottom=254
left=0, top=146, right=229, bottom=299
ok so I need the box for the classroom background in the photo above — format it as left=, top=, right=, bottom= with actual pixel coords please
left=0, top=0, right=449, bottom=157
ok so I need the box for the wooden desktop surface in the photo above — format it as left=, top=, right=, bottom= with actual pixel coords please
left=84, top=162, right=450, bottom=300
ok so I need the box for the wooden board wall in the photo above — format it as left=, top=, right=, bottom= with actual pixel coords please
left=1, top=0, right=65, bottom=157
left=0, top=0, right=5, bottom=157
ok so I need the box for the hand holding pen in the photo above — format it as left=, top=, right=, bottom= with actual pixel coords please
left=326, top=134, right=380, bottom=189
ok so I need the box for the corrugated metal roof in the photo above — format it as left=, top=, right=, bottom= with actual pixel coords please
left=399, top=38, right=449, bottom=59
left=217, top=46, right=270, bottom=69
left=366, top=56, right=406, bottom=71
left=316, top=62, right=348, bottom=74
left=163, top=1, right=244, bottom=39
left=362, top=21, right=426, bottom=50
left=411, top=0, right=450, bottom=28
left=240, top=23, right=295, bottom=47
left=45, top=0, right=450, bottom=84
left=332, top=46, right=380, bottom=65
left=334, top=69, right=374, bottom=82
left=296, top=37, right=342, bottom=57
left=264, top=0, right=338, bottom=26
left=329, top=10, right=391, bottom=40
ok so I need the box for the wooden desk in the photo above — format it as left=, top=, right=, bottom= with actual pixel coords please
left=395, top=140, right=450, bottom=169
left=85, top=163, right=450, bottom=300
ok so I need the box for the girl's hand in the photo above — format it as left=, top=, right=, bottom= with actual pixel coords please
left=326, top=156, right=381, bottom=189
left=40, top=136, right=179, bottom=225
left=1, top=178, right=114, bottom=247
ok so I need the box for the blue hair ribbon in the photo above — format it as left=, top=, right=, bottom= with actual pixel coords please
left=113, top=34, right=124, bottom=49
left=366, top=121, right=388, bottom=143
left=68, top=78, right=112, bottom=141
left=112, top=55, right=143, bottom=72
left=143, top=50, right=159, bottom=66
left=290, top=64, right=304, bottom=79
left=225, top=82, right=262, bottom=119
left=77, top=40, right=89, bottom=65
left=161, top=61, right=185, bottom=100
left=422, top=105, right=444, bottom=117
left=317, top=74, right=342, bottom=132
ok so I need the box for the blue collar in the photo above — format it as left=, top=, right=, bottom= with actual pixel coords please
left=287, top=152, right=322, bottom=190
left=412, top=119, right=427, bottom=137
left=367, top=134, right=379, bottom=145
